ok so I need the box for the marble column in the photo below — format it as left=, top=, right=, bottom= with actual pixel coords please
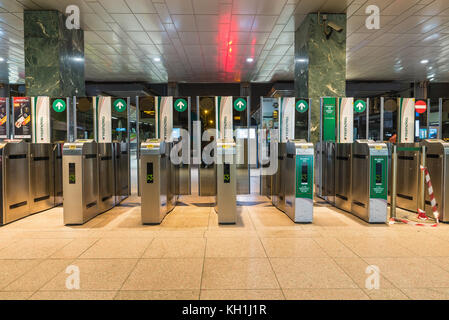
left=295, top=13, right=346, bottom=142
left=24, top=10, right=85, bottom=97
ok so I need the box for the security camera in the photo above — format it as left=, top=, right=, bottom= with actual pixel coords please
left=327, top=21, right=343, bottom=32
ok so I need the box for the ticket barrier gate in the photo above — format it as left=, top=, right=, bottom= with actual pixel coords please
left=335, top=143, right=352, bottom=212
left=0, top=140, right=31, bottom=225
left=271, top=143, right=286, bottom=212
left=113, top=142, right=129, bottom=205
left=420, top=139, right=449, bottom=222
left=215, top=141, right=237, bottom=224
left=29, top=143, right=54, bottom=214
left=98, top=143, right=114, bottom=213
left=140, top=140, right=176, bottom=224
left=351, top=140, right=389, bottom=223
left=317, top=142, right=336, bottom=204
left=53, top=143, right=63, bottom=206
left=395, top=143, right=420, bottom=212
left=283, top=140, right=314, bottom=223
left=63, top=140, right=99, bottom=224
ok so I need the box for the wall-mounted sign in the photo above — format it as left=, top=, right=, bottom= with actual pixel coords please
left=13, top=97, right=31, bottom=139
left=95, top=96, right=112, bottom=143
left=174, top=98, right=187, bottom=112
left=157, top=97, right=173, bottom=142
left=0, top=98, right=7, bottom=139
left=398, top=98, right=415, bottom=143
left=216, top=96, right=233, bottom=140
left=52, top=99, right=66, bottom=112
left=32, top=96, right=51, bottom=143
left=233, top=97, right=247, bottom=112
left=337, top=98, right=354, bottom=143
left=354, top=100, right=367, bottom=113
left=280, top=97, right=295, bottom=143
left=295, top=99, right=309, bottom=113
left=322, top=97, right=336, bottom=142
left=113, top=98, right=127, bottom=112
left=415, top=100, right=427, bottom=114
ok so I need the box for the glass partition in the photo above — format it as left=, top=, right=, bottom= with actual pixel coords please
left=75, top=97, right=94, bottom=140
left=383, top=97, right=398, bottom=142
left=368, top=97, right=381, bottom=141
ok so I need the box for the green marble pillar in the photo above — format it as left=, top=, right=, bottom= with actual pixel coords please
left=24, top=10, right=85, bottom=97
left=295, top=13, right=346, bottom=142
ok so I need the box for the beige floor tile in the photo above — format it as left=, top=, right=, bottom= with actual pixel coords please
left=401, top=288, right=449, bottom=300
left=333, top=257, right=395, bottom=289
left=115, top=290, right=200, bottom=300
left=41, top=259, right=137, bottom=291
left=0, top=260, right=42, bottom=289
left=0, top=291, right=34, bottom=300
left=270, top=257, right=358, bottom=289
left=337, top=237, right=415, bottom=258
left=206, top=237, right=266, bottom=258
left=364, top=288, right=409, bottom=300
left=51, top=238, right=99, bottom=259
left=396, top=236, right=449, bottom=257
left=205, top=230, right=259, bottom=238
left=256, top=229, right=322, bottom=238
left=427, top=257, right=449, bottom=272
left=30, top=290, right=117, bottom=300
left=100, top=230, right=157, bottom=238
left=4, top=259, right=73, bottom=292
left=80, top=238, right=152, bottom=259
left=0, top=238, right=73, bottom=259
left=122, top=258, right=203, bottom=290
left=143, top=238, right=206, bottom=258
left=201, top=258, right=279, bottom=290
left=314, top=237, right=358, bottom=258
left=156, top=230, right=205, bottom=238
left=261, top=238, right=327, bottom=258
left=364, top=257, right=449, bottom=288
left=283, top=288, right=369, bottom=300
left=200, top=289, right=284, bottom=300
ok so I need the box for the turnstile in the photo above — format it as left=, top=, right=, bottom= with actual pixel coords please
left=319, top=141, right=336, bottom=204
left=53, top=143, right=63, bottom=206
left=272, top=143, right=286, bottom=212
left=0, top=140, right=31, bottom=225
left=351, top=140, right=388, bottom=223
left=215, top=141, right=237, bottom=224
left=335, top=143, right=352, bottom=212
left=113, top=141, right=129, bottom=204
left=63, top=140, right=99, bottom=225
left=98, top=143, right=114, bottom=213
left=396, top=143, right=420, bottom=212
left=284, top=140, right=314, bottom=223
left=140, top=140, right=175, bottom=224
left=420, top=139, right=449, bottom=222
left=29, top=143, right=54, bottom=214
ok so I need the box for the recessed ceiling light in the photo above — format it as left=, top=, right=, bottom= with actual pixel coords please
left=296, top=58, right=307, bottom=63
left=73, top=57, right=84, bottom=62
left=153, top=57, right=161, bottom=62
left=420, top=59, right=429, bottom=64
left=0, top=57, right=5, bottom=62
left=246, top=57, right=253, bottom=63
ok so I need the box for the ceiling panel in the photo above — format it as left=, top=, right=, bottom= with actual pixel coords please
left=2, top=0, right=449, bottom=83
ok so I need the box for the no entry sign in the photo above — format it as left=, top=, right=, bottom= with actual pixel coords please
left=415, top=100, right=427, bottom=114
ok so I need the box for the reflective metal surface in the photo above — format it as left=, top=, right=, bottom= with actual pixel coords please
left=0, top=140, right=31, bottom=225
left=215, top=141, right=237, bottom=224
left=53, top=143, right=63, bottom=206
left=114, top=142, right=129, bottom=205
left=272, top=142, right=287, bottom=211
left=322, top=142, right=336, bottom=204
left=140, top=140, right=175, bottom=224
left=351, top=140, right=388, bottom=223
left=98, top=143, right=114, bottom=213
left=63, top=140, right=99, bottom=225
left=396, top=143, right=420, bottom=212
left=29, top=143, right=54, bottom=214
left=421, top=139, right=449, bottom=222
left=284, top=140, right=314, bottom=223
left=335, top=143, right=352, bottom=212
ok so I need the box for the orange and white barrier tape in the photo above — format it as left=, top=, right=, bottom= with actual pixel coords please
left=389, top=165, right=439, bottom=227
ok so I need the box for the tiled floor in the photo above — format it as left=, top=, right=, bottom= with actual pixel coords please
left=0, top=194, right=448, bottom=300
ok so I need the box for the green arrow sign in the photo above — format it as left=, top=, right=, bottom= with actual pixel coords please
left=296, top=99, right=309, bottom=113
left=52, top=99, right=66, bottom=112
left=113, top=99, right=127, bottom=112
left=234, top=98, right=247, bottom=111
left=174, top=98, right=187, bottom=112
left=354, top=100, right=367, bottom=113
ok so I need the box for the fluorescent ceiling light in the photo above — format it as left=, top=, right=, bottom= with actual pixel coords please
left=420, top=59, right=429, bottom=64
left=246, top=57, right=254, bottom=63
left=153, top=57, right=161, bottom=62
